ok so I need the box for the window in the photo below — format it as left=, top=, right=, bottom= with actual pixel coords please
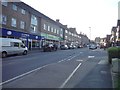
left=14, top=42, right=19, bottom=47
left=1, top=2, right=7, bottom=6
left=20, top=21, right=25, bottom=29
left=2, top=15, right=7, bottom=25
left=54, top=28, right=56, bottom=33
left=43, top=24, right=47, bottom=30
left=11, top=18, right=16, bottom=27
left=30, top=15, right=38, bottom=33
left=0, top=14, right=2, bottom=24
left=21, top=9, right=25, bottom=14
left=57, top=29, right=59, bottom=34
left=48, top=26, right=50, bottom=31
left=0, top=14, right=7, bottom=25
left=12, top=4, right=17, bottom=11
left=65, top=30, right=68, bottom=33
left=51, top=27, right=53, bottom=32
left=31, top=15, right=37, bottom=26
left=30, top=24, right=37, bottom=32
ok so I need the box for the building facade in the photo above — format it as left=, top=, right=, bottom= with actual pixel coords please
left=0, top=1, right=89, bottom=50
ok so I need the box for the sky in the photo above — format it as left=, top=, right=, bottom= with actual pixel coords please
left=21, top=0, right=119, bottom=40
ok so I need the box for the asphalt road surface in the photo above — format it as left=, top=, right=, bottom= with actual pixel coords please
left=1, top=48, right=113, bottom=88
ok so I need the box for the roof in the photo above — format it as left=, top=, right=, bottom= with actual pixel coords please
left=111, top=27, right=117, bottom=32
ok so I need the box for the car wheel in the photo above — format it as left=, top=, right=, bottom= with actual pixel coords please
left=23, top=50, right=27, bottom=55
left=2, top=52, right=7, bottom=58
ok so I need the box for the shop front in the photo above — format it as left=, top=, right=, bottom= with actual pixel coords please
left=1, top=28, right=42, bottom=50
left=41, top=33, right=63, bottom=48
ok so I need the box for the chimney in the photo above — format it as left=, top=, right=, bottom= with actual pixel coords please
left=56, top=19, right=60, bottom=22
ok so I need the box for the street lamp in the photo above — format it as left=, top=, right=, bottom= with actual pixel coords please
left=89, top=27, right=91, bottom=40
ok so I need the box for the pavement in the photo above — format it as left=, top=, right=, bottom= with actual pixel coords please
left=111, top=58, right=120, bottom=88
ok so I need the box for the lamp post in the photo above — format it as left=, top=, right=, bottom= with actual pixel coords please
left=89, top=27, right=91, bottom=40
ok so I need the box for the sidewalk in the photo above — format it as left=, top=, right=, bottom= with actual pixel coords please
left=111, top=58, right=120, bottom=89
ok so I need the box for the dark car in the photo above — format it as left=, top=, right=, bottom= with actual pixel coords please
left=89, top=44, right=97, bottom=50
left=43, top=43, right=54, bottom=52
left=43, top=43, right=58, bottom=52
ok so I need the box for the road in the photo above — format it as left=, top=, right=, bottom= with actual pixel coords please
left=1, top=48, right=112, bottom=88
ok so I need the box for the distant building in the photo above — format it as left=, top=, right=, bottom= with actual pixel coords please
left=116, top=20, right=120, bottom=45
left=95, top=37, right=101, bottom=44
left=110, top=27, right=117, bottom=46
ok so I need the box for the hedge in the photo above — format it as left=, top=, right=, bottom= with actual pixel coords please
left=107, top=47, right=120, bottom=64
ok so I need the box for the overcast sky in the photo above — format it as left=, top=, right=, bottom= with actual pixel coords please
left=21, top=0, right=119, bottom=40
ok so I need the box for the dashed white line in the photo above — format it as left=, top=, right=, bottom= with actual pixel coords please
left=76, top=60, right=83, bottom=62
left=88, top=56, right=95, bottom=58
left=59, top=62, right=82, bottom=88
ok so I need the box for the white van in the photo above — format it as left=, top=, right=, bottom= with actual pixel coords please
left=0, top=38, right=28, bottom=58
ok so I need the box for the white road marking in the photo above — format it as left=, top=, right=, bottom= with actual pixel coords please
left=98, top=60, right=108, bottom=65
left=0, top=62, right=56, bottom=86
left=1, top=54, right=79, bottom=85
left=59, top=62, right=82, bottom=88
left=88, top=56, right=95, bottom=58
left=76, top=60, right=83, bottom=62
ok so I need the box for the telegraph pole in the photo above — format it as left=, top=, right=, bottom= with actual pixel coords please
left=89, top=27, right=91, bottom=41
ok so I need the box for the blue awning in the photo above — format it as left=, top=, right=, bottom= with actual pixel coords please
left=1, top=28, right=42, bottom=40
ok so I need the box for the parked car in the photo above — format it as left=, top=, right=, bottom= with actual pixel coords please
left=0, top=38, right=28, bottom=58
left=68, top=45, right=73, bottom=49
left=60, top=45, right=68, bottom=50
left=89, top=44, right=97, bottom=49
left=43, top=43, right=55, bottom=52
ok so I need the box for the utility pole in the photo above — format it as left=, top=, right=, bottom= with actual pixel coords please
left=89, top=27, right=91, bottom=41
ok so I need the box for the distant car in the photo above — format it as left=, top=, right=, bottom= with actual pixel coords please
left=60, top=45, right=68, bottom=50
left=43, top=43, right=55, bottom=52
left=89, top=44, right=97, bottom=49
left=73, top=45, right=77, bottom=49
left=68, top=45, right=73, bottom=49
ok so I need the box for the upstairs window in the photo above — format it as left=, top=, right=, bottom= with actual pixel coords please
left=21, top=9, right=25, bottom=14
left=0, top=14, right=7, bottom=25
left=43, top=24, right=47, bottom=30
left=20, top=21, right=25, bottom=29
left=51, top=27, right=53, bottom=32
left=57, top=29, right=59, bottom=34
left=11, top=18, right=16, bottom=27
left=12, top=4, right=17, bottom=11
left=48, top=26, right=50, bottom=31
left=1, top=2, right=7, bottom=6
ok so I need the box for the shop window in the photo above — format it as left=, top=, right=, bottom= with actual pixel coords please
left=11, top=18, right=16, bottom=27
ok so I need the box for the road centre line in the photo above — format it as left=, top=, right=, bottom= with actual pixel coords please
left=59, top=62, right=82, bottom=88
